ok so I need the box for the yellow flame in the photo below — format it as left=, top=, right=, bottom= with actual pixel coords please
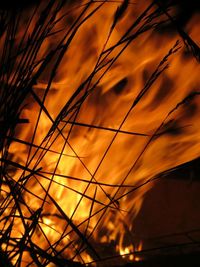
left=1, top=1, right=200, bottom=266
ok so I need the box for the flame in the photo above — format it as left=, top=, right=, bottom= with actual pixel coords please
left=1, top=0, right=200, bottom=266
left=118, top=241, right=142, bottom=262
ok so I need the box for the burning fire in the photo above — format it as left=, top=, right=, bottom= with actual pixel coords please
left=1, top=0, right=200, bottom=266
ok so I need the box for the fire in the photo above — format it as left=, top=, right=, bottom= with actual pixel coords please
left=1, top=0, right=200, bottom=266
left=119, top=242, right=142, bottom=261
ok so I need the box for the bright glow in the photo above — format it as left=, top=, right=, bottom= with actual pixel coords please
left=1, top=1, right=200, bottom=266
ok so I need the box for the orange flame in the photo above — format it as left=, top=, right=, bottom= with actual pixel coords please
left=1, top=0, right=200, bottom=266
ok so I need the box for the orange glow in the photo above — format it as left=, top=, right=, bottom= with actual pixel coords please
left=1, top=0, right=200, bottom=266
